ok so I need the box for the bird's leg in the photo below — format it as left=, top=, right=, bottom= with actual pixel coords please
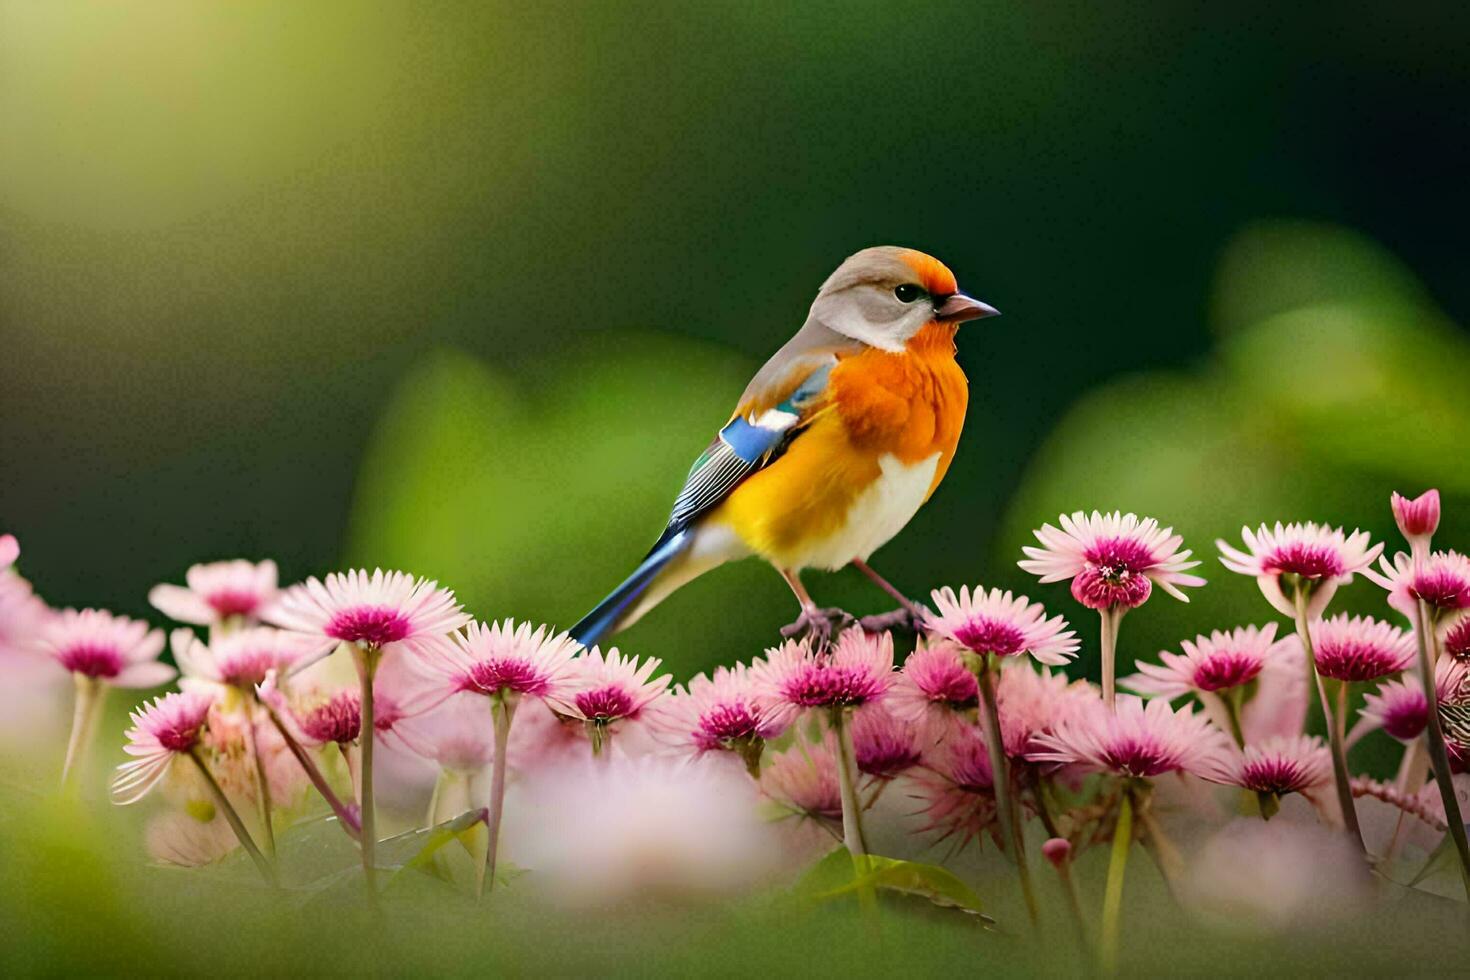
left=851, top=558, right=927, bottom=634
left=778, top=568, right=850, bottom=650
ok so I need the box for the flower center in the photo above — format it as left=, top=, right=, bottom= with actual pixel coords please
left=206, top=589, right=261, bottom=619
left=575, top=685, right=635, bottom=721
left=217, top=649, right=276, bottom=688
left=325, top=606, right=411, bottom=647
left=695, top=702, right=761, bottom=750
left=464, top=658, right=548, bottom=697
left=155, top=719, right=205, bottom=753
left=1265, top=543, right=1345, bottom=580
left=952, top=617, right=1027, bottom=656
left=1443, top=619, right=1470, bottom=662
left=780, top=663, right=884, bottom=707
left=57, top=643, right=123, bottom=679
left=1101, top=737, right=1173, bottom=778
left=1239, top=757, right=1309, bottom=795
left=302, top=692, right=362, bottom=744
left=1313, top=639, right=1404, bottom=683
left=922, top=666, right=980, bottom=710
left=1191, top=651, right=1263, bottom=692
left=1382, top=694, right=1428, bottom=741
left=1410, top=569, right=1470, bottom=610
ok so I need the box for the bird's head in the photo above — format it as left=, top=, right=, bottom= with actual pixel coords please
left=807, top=246, right=998, bottom=352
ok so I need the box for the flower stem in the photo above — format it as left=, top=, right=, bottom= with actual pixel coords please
left=977, top=660, right=1039, bottom=928
left=484, top=696, right=517, bottom=896
left=1047, top=849, right=1091, bottom=959
left=1292, top=586, right=1365, bottom=851
left=1100, top=789, right=1133, bottom=976
left=1222, top=688, right=1246, bottom=748
left=61, top=676, right=106, bottom=792
left=262, top=702, right=360, bottom=838
left=243, top=695, right=276, bottom=857
left=1099, top=606, right=1124, bottom=711
left=830, top=707, right=875, bottom=911
left=1412, top=600, right=1470, bottom=899
left=354, top=644, right=381, bottom=902
left=188, top=747, right=277, bottom=887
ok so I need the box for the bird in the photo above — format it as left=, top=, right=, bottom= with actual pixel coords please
left=570, top=246, right=998, bottom=649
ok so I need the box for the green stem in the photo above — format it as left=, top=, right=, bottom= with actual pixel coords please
left=263, top=701, right=360, bottom=838
left=484, top=696, right=516, bottom=895
left=1099, top=607, right=1124, bottom=711
left=188, top=747, right=276, bottom=887
left=1222, top=688, right=1246, bottom=748
left=1100, top=789, right=1133, bottom=976
left=355, top=645, right=381, bottom=903
left=1292, top=586, right=1365, bottom=851
left=243, top=695, right=276, bottom=858
left=831, top=708, right=875, bottom=911
left=61, top=676, right=106, bottom=792
left=1412, top=600, right=1470, bottom=900
left=1049, top=853, right=1091, bottom=959
left=977, top=660, right=1039, bottom=928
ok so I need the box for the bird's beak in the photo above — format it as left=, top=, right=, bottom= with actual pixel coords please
left=934, top=292, right=1000, bottom=323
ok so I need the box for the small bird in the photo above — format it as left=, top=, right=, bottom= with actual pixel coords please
left=570, top=246, right=998, bottom=648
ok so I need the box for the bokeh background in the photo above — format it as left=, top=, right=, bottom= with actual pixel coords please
left=5, top=1, right=1470, bottom=702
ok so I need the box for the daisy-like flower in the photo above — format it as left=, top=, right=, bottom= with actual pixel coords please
left=759, top=738, right=842, bottom=824
left=266, top=568, right=470, bottom=662
left=753, top=629, right=895, bottom=725
left=1202, top=734, right=1331, bottom=798
left=996, top=659, right=1094, bottom=762
left=150, top=559, right=280, bottom=628
left=413, top=619, right=580, bottom=709
left=1357, top=678, right=1429, bottom=742
left=925, top=586, right=1078, bottom=665
left=1441, top=612, right=1470, bottom=662
left=1308, top=613, right=1414, bottom=683
left=258, top=674, right=402, bottom=748
left=1366, top=550, right=1470, bottom=619
left=111, top=691, right=216, bottom=804
left=1019, top=510, right=1205, bottom=611
left=39, top=608, right=173, bottom=688
left=0, top=567, right=55, bottom=659
left=1217, top=522, right=1382, bottom=619
left=1392, top=489, right=1440, bottom=558
left=172, top=627, right=311, bottom=691
left=1123, top=624, right=1288, bottom=699
left=563, top=646, right=671, bottom=729
left=887, top=639, right=979, bottom=741
left=0, top=534, right=18, bottom=570
left=649, top=664, right=785, bottom=760
left=393, top=692, right=497, bottom=773
left=910, top=725, right=999, bottom=850
left=1029, top=694, right=1232, bottom=779
left=850, top=704, right=923, bottom=780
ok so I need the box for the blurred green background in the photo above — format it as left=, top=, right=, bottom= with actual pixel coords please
left=5, top=1, right=1470, bottom=690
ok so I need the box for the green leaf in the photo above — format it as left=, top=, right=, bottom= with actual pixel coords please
left=795, top=847, right=987, bottom=917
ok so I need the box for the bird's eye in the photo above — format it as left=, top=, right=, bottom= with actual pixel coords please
left=894, top=284, right=924, bottom=303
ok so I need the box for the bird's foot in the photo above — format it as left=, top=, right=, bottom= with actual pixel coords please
left=780, top=606, right=854, bottom=650
left=858, top=604, right=929, bottom=635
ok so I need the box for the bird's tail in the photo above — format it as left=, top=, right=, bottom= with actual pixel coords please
left=570, top=528, right=693, bottom=649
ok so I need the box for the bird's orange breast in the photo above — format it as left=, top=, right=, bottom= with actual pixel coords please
left=715, top=323, right=968, bottom=566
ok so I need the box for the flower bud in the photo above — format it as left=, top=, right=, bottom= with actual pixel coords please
left=1391, top=489, right=1440, bottom=555
left=1042, top=836, right=1072, bottom=868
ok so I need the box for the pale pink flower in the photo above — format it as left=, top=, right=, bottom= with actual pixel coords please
left=171, top=627, right=311, bottom=691
left=1366, top=550, right=1470, bottom=618
left=996, top=660, right=1093, bottom=761
left=1240, top=636, right=1309, bottom=743
left=648, top=663, right=785, bottom=757
left=1122, top=624, right=1288, bottom=699
left=258, top=671, right=401, bottom=748
left=887, top=639, right=979, bottom=741
left=1217, top=522, right=1382, bottom=619
left=505, top=699, right=587, bottom=771
left=562, top=646, right=670, bottom=724
left=39, top=609, right=173, bottom=688
left=760, top=738, right=842, bottom=824
left=851, top=704, right=923, bottom=780
left=1358, top=678, right=1430, bottom=743
left=0, top=569, right=55, bottom=659
left=266, top=568, right=470, bottom=661
left=1392, top=489, right=1440, bottom=556
left=0, top=534, right=18, bottom=570
left=393, top=692, right=497, bottom=773
left=149, top=559, right=280, bottom=626
left=1308, top=613, right=1413, bottom=683
left=411, top=618, right=580, bottom=710
left=1030, top=694, right=1232, bottom=779
left=753, top=629, right=895, bottom=725
left=1202, top=735, right=1331, bottom=797
left=111, top=690, right=215, bottom=804
left=925, top=586, right=1078, bottom=665
left=1019, top=510, right=1204, bottom=610
left=910, top=725, right=998, bottom=849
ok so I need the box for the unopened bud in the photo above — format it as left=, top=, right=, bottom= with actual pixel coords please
left=1042, top=836, right=1072, bottom=868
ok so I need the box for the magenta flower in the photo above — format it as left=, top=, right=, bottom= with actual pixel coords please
left=649, top=663, right=785, bottom=757
left=150, top=559, right=280, bottom=627
left=996, top=660, right=1093, bottom=761
left=1030, top=694, right=1232, bottom=779
left=266, top=568, right=470, bottom=661
left=1123, top=624, right=1289, bottom=699
left=1217, top=522, right=1382, bottom=619
left=759, top=738, right=842, bottom=824
left=171, top=627, right=310, bottom=691
left=1019, top=510, right=1204, bottom=611
left=850, top=704, right=923, bottom=780
left=1442, top=612, right=1470, bottom=662
left=111, top=690, right=215, bottom=804
left=887, top=639, right=979, bottom=741
left=563, top=646, right=670, bottom=725
left=0, top=534, right=18, bottom=570
left=1358, top=679, right=1429, bottom=742
left=1203, top=735, right=1331, bottom=798
left=1308, top=613, right=1414, bottom=683
left=1366, top=550, right=1470, bottom=619
left=753, top=629, right=895, bottom=726
left=926, top=586, right=1078, bottom=665
left=39, top=608, right=173, bottom=688
left=258, top=673, right=400, bottom=748
left=910, top=726, right=999, bottom=849
left=414, top=618, right=580, bottom=709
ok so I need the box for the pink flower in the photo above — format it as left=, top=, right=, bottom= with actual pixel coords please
left=759, top=738, right=842, bottom=824
left=1240, top=636, right=1309, bottom=743
left=753, top=630, right=895, bottom=724
left=648, top=663, right=785, bottom=756
left=111, top=690, right=215, bottom=804
left=171, top=627, right=311, bottom=690
left=996, top=660, right=1093, bottom=761
left=0, top=534, right=18, bottom=570
left=393, top=692, right=497, bottom=772
left=413, top=619, right=580, bottom=709
left=0, top=568, right=55, bottom=659
left=1308, top=613, right=1413, bottom=683
left=266, top=568, right=470, bottom=661
left=1029, top=694, right=1232, bottom=779
left=1217, top=522, right=1382, bottom=619
left=887, top=639, right=979, bottom=741
left=1019, top=510, right=1205, bottom=610
left=1392, top=489, right=1440, bottom=555
left=149, top=559, right=280, bottom=626
left=258, top=671, right=400, bottom=748
left=850, top=704, right=923, bottom=779
left=925, top=586, right=1078, bottom=665
left=1123, top=624, right=1289, bottom=699
left=563, top=646, right=670, bottom=724
left=1366, top=550, right=1470, bottom=618
left=38, top=609, right=174, bottom=688
left=910, top=725, right=998, bottom=849
left=1358, top=678, right=1429, bottom=742
left=1442, top=612, right=1470, bottom=662
left=1202, top=735, right=1331, bottom=797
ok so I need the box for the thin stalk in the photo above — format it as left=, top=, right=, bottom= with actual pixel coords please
left=977, top=661, right=1039, bottom=927
left=831, top=707, right=876, bottom=913
left=1029, top=774, right=1062, bottom=840
left=242, top=695, right=276, bottom=857
left=355, top=645, right=381, bottom=901
left=1048, top=853, right=1091, bottom=960
left=1412, top=600, right=1470, bottom=899
left=1135, top=801, right=1183, bottom=896
left=1293, top=587, right=1365, bottom=851
left=61, top=676, right=106, bottom=791
left=262, top=702, right=359, bottom=838
left=1099, top=607, right=1124, bottom=710
left=188, top=748, right=276, bottom=887
left=484, top=696, right=517, bottom=895
left=1222, top=688, right=1246, bottom=748
left=1100, top=789, right=1133, bottom=976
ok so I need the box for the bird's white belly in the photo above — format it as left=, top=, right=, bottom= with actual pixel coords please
left=796, top=452, right=941, bottom=571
